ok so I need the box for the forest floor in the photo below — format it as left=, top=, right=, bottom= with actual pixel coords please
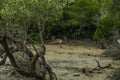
left=0, top=39, right=120, bottom=80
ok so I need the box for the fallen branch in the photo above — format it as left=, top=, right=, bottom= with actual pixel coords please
left=81, top=59, right=114, bottom=77
left=1, top=35, right=43, bottom=79
left=95, top=59, right=113, bottom=69
left=0, top=35, right=57, bottom=80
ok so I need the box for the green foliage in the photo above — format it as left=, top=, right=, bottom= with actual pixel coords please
left=48, top=0, right=100, bottom=38
left=0, top=0, right=119, bottom=42
left=93, top=17, right=113, bottom=44
left=0, top=0, right=63, bottom=42
left=61, top=0, right=100, bottom=27
left=29, top=33, right=40, bottom=42
left=100, top=0, right=120, bottom=28
left=110, top=0, right=120, bottom=31
left=93, top=0, right=120, bottom=46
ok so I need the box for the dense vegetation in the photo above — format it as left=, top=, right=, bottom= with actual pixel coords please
left=0, top=0, right=63, bottom=79
left=0, top=0, right=120, bottom=45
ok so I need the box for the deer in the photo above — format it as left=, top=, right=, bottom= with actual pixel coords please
left=50, top=36, right=65, bottom=48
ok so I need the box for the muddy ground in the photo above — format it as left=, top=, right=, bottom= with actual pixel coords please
left=0, top=40, right=120, bottom=80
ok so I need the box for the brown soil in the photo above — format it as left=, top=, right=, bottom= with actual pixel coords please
left=0, top=40, right=120, bottom=80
